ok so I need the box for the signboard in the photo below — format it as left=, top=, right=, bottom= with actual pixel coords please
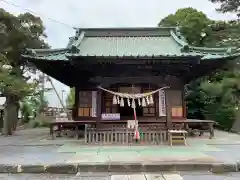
left=127, top=120, right=138, bottom=129
left=101, top=113, right=120, bottom=120
left=55, top=117, right=69, bottom=122
left=159, top=90, right=166, bottom=116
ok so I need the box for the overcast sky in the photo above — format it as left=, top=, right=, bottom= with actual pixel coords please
left=0, top=0, right=236, bottom=107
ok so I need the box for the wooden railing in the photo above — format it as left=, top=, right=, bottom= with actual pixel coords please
left=84, top=128, right=168, bottom=144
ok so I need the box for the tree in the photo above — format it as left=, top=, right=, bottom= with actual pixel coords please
left=0, top=9, right=48, bottom=135
left=66, top=88, right=75, bottom=108
left=159, top=8, right=240, bottom=130
left=200, top=70, right=240, bottom=129
left=206, top=20, right=240, bottom=47
left=209, top=0, right=240, bottom=17
left=20, top=92, right=48, bottom=124
left=158, top=8, right=212, bottom=46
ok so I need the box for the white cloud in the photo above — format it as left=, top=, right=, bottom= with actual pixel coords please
left=0, top=0, right=237, bottom=107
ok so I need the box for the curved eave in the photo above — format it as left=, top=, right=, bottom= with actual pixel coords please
left=25, top=48, right=70, bottom=55
left=22, top=52, right=240, bottom=62
left=202, top=53, right=240, bottom=60
left=21, top=54, right=69, bottom=61
left=23, top=56, right=75, bottom=86
left=66, top=53, right=202, bottom=59
left=170, top=28, right=238, bottom=55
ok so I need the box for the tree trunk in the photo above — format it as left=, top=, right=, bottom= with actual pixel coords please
left=12, top=103, right=20, bottom=131
left=3, top=95, right=18, bottom=136
left=0, top=110, right=3, bottom=134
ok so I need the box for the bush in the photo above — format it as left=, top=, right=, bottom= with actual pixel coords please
left=213, top=105, right=235, bottom=130
left=27, top=116, right=52, bottom=128
left=28, top=120, right=40, bottom=128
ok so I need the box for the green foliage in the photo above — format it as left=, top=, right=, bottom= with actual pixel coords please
left=20, top=100, right=32, bottom=123
left=66, top=88, right=75, bottom=108
left=0, top=8, right=48, bottom=99
left=0, top=8, right=49, bottom=135
left=209, top=0, right=240, bottom=17
left=27, top=116, right=52, bottom=128
left=20, top=92, right=48, bottom=123
left=159, top=8, right=240, bottom=130
left=158, top=8, right=212, bottom=46
left=186, top=70, right=240, bottom=130
left=158, top=7, right=240, bottom=48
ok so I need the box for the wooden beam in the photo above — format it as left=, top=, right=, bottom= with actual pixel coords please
left=96, top=89, right=102, bottom=130
left=165, top=90, right=172, bottom=129
left=73, top=87, right=79, bottom=120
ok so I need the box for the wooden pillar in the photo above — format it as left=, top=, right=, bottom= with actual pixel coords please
left=96, top=89, right=102, bottom=130
left=73, top=87, right=79, bottom=120
left=155, top=86, right=159, bottom=119
left=155, top=93, right=159, bottom=118
left=182, top=89, right=187, bottom=119
left=183, top=100, right=187, bottom=119
left=165, top=90, right=172, bottom=129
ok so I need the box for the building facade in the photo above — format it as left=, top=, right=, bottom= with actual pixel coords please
left=22, top=27, right=239, bottom=129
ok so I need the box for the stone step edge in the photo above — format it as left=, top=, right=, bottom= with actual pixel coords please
left=0, top=162, right=239, bottom=174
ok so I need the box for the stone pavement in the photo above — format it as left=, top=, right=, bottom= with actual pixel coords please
left=0, top=128, right=240, bottom=173
left=1, top=172, right=240, bottom=180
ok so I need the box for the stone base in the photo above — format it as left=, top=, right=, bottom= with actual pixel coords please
left=0, top=162, right=238, bottom=174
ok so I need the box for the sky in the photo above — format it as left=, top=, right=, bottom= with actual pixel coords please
left=0, top=0, right=236, bottom=107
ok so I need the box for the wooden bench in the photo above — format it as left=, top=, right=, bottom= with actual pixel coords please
left=49, top=121, right=95, bottom=140
left=172, top=119, right=215, bottom=139
left=168, top=130, right=188, bottom=146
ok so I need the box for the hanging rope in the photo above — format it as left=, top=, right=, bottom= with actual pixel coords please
left=97, top=86, right=169, bottom=99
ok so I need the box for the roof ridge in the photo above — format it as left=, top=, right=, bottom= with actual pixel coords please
left=170, top=30, right=188, bottom=47
left=76, top=27, right=176, bottom=31
left=71, top=31, right=85, bottom=53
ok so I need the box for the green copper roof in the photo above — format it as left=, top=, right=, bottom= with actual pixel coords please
left=23, top=48, right=69, bottom=61
left=22, top=27, right=240, bottom=61
left=78, top=36, right=185, bottom=56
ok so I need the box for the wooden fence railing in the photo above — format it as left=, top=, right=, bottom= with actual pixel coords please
left=84, top=129, right=168, bottom=144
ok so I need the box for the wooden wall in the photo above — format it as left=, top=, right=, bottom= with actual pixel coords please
left=74, top=85, right=185, bottom=121
left=167, top=90, right=184, bottom=119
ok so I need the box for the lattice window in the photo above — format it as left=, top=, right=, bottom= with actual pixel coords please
left=142, top=88, right=156, bottom=117
left=78, top=91, right=92, bottom=117
left=102, top=88, right=118, bottom=113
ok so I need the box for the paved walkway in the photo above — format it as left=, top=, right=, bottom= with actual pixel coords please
left=0, top=128, right=240, bottom=173
left=1, top=172, right=240, bottom=180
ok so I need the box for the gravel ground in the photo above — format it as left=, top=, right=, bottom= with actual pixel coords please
left=0, top=172, right=240, bottom=180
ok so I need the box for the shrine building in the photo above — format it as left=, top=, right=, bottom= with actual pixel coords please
left=22, top=27, right=239, bottom=130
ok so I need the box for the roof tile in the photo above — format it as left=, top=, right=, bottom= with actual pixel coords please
left=78, top=36, right=183, bottom=56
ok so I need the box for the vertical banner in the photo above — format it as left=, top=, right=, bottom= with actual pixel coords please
left=159, top=90, right=166, bottom=116
left=91, top=91, right=97, bottom=117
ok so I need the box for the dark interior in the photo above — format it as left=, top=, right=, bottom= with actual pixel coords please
left=119, top=99, right=143, bottom=119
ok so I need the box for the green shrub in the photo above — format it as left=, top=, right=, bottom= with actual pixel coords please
left=27, top=116, right=52, bottom=128
left=28, top=120, right=40, bottom=128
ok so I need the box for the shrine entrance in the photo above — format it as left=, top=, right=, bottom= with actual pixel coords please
left=118, top=86, right=143, bottom=119
left=119, top=99, right=143, bottom=119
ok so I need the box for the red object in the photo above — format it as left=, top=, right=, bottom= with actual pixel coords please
left=133, top=107, right=140, bottom=140
left=133, top=109, right=137, bottom=120
left=134, top=129, right=140, bottom=139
